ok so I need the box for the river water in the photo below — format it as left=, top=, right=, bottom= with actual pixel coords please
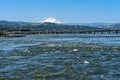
left=0, top=34, right=120, bottom=80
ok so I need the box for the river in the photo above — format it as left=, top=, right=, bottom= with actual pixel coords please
left=0, top=34, right=120, bottom=80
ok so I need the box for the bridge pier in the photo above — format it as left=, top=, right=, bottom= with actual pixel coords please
left=115, top=31, right=118, bottom=34
left=108, top=31, right=111, bottom=34
left=101, top=31, right=103, bottom=34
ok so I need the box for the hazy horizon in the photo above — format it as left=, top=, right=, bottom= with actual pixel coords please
left=0, top=19, right=120, bottom=24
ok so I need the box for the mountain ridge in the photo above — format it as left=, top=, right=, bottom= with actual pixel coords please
left=0, top=20, right=119, bottom=31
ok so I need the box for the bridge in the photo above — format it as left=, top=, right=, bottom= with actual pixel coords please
left=0, top=29, right=120, bottom=36
left=13, top=29, right=120, bottom=34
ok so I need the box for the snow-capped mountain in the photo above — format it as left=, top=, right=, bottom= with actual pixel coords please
left=40, top=17, right=61, bottom=24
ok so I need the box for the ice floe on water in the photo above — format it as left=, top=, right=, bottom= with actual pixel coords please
left=24, top=48, right=30, bottom=53
left=84, top=61, right=90, bottom=64
left=73, top=49, right=79, bottom=52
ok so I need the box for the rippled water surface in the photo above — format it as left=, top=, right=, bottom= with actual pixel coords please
left=0, top=34, right=120, bottom=80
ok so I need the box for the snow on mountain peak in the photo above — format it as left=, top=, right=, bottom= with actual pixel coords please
left=41, top=17, right=61, bottom=24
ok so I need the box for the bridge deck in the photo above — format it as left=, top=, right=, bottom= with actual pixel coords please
left=0, top=30, right=120, bottom=35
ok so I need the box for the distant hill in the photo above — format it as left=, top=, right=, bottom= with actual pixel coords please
left=1, top=21, right=119, bottom=31
left=109, top=23, right=120, bottom=29
left=35, top=22, right=101, bottom=31
left=83, top=23, right=120, bottom=29
left=0, top=21, right=34, bottom=31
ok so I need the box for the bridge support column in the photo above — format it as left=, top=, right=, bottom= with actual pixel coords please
left=115, top=31, right=118, bottom=34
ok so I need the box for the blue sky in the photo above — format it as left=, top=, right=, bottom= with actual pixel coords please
left=0, top=0, right=120, bottom=23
